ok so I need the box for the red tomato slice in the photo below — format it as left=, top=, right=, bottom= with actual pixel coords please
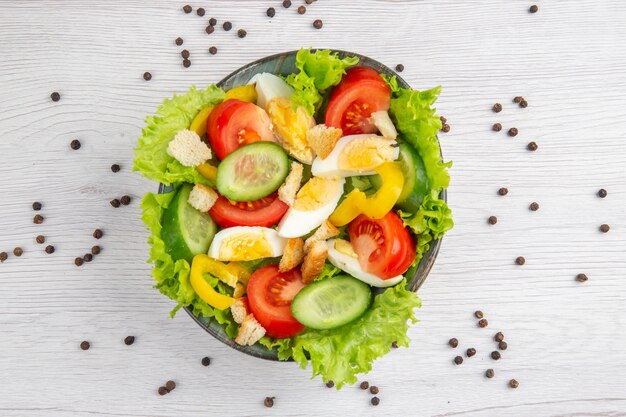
left=207, top=99, right=274, bottom=160
left=325, top=67, right=391, bottom=135
left=209, top=192, right=288, bottom=228
left=247, top=265, right=306, bottom=338
left=347, top=211, right=415, bottom=279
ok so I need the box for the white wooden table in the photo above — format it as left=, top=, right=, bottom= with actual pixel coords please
left=1, top=1, right=625, bottom=416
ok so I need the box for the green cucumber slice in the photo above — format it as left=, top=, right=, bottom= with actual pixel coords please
left=291, top=275, right=372, bottom=330
left=216, top=142, right=289, bottom=202
left=161, top=184, right=217, bottom=262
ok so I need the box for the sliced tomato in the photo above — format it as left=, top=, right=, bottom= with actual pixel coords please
left=247, top=264, right=306, bottom=338
left=347, top=211, right=415, bottom=279
left=209, top=192, right=288, bottom=228
left=325, top=67, right=391, bottom=135
left=207, top=99, right=274, bottom=160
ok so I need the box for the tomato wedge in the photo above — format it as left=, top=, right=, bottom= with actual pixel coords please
left=325, top=67, right=391, bottom=135
left=347, top=211, right=415, bottom=279
left=207, top=99, right=275, bottom=160
left=247, top=264, right=306, bottom=338
left=208, top=192, right=288, bottom=227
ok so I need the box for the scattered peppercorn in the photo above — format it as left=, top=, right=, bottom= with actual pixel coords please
left=600, top=224, right=610, bottom=233
left=391, top=341, right=398, bottom=348
left=509, top=379, right=519, bottom=388
left=182, top=5, right=192, bottom=13
left=466, top=348, right=477, bottom=357
left=83, top=253, right=93, bottom=262
left=209, top=17, right=217, bottom=26
left=36, top=235, right=45, bottom=244
left=264, top=397, right=274, bottom=408
left=598, top=189, right=608, bottom=198
left=370, top=386, right=379, bottom=395
left=313, top=19, right=323, bottom=29
left=143, top=72, right=152, bottom=81
left=440, top=116, right=447, bottom=123
left=110, top=199, right=121, bottom=208
left=91, top=245, right=101, bottom=255
left=32, top=201, right=42, bottom=211
left=529, top=5, right=538, bottom=13
left=508, top=127, right=518, bottom=137
left=158, top=386, right=168, bottom=396
left=498, top=341, right=508, bottom=350
left=196, top=7, right=205, bottom=16
left=181, top=49, right=190, bottom=59
left=527, top=141, right=538, bottom=151
left=206, top=25, right=215, bottom=34
left=165, top=380, right=176, bottom=391
left=297, top=5, right=306, bottom=14
left=111, top=164, right=120, bottom=173
left=74, top=257, right=84, bottom=266
left=305, top=0, right=313, bottom=3
left=50, top=92, right=61, bottom=102
left=70, top=139, right=81, bottom=150
left=238, top=29, right=247, bottom=38
left=576, top=273, right=588, bottom=282
left=478, top=318, right=489, bottom=328
left=371, top=397, right=380, bottom=406
left=474, top=310, right=484, bottom=319
left=183, top=58, right=191, bottom=68
left=0, top=252, right=7, bottom=262
left=488, top=216, right=498, bottom=225
left=267, top=7, right=276, bottom=17
left=175, top=37, right=183, bottom=46
left=93, top=229, right=103, bottom=239
left=395, top=64, right=404, bottom=72
left=326, top=380, right=335, bottom=388
left=202, top=356, right=211, bottom=366
left=491, top=351, right=501, bottom=360
left=120, top=195, right=131, bottom=206
left=492, top=103, right=502, bottom=113
left=492, top=123, right=502, bottom=132
left=516, top=256, right=526, bottom=265
left=223, top=21, right=232, bottom=31
left=498, top=187, right=508, bottom=196
left=360, top=381, right=369, bottom=390
left=513, top=96, right=523, bottom=103
left=495, top=332, right=504, bottom=342
left=33, top=214, right=44, bottom=224
left=209, top=46, right=218, bottom=55
left=45, top=245, right=55, bottom=254
left=13, top=247, right=23, bottom=257
left=80, top=341, right=90, bottom=350
left=486, top=369, right=495, bottom=378
left=520, top=99, right=528, bottom=108
left=441, top=124, right=451, bottom=133
left=283, top=0, right=291, bottom=8
left=529, top=202, right=539, bottom=211
left=124, top=335, right=135, bottom=345
left=454, top=355, right=463, bottom=365
left=448, top=338, right=459, bottom=348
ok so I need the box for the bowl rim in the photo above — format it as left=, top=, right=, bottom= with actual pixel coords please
left=157, top=49, right=446, bottom=360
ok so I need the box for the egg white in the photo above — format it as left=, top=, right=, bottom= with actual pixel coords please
left=247, top=72, right=294, bottom=110
left=208, top=226, right=287, bottom=261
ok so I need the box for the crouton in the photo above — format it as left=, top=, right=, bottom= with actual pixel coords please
left=279, top=238, right=305, bottom=272
left=188, top=184, right=218, bottom=212
left=167, top=129, right=212, bottom=166
left=370, top=111, right=398, bottom=140
left=301, top=240, right=328, bottom=284
left=278, top=162, right=303, bottom=206
left=230, top=298, right=249, bottom=324
left=306, top=124, right=342, bottom=159
left=304, top=220, right=340, bottom=252
left=234, top=314, right=266, bottom=346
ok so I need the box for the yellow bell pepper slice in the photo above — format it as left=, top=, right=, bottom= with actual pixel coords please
left=329, top=162, right=404, bottom=227
left=196, top=163, right=217, bottom=182
left=225, top=85, right=258, bottom=103
left=190, top=106, right=214, bottom=138
left=190, top=254, right=235, bottom=310
left=200, top=257, right=251, bottom=288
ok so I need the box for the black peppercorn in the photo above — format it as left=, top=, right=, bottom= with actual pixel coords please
left=32, top=201, right=42, bottom=211
left=50, top=92, right=61, bottom=102
left=513, top=96, right=523, bottom=103
left=206, top=25, right=215, bottom=34
left=91, top=245, right=101, bottom=255
left=509, top=379, right=519, bottom=388
left=474, top=310, right=484, bottom=319
left=478, top=319, right=489, bottom=328
left=600, top=224, right=610, bottom=233
left=183, top=59, right=191, bottom=68
left=70, top=139, right=81, bottom=150
left=360, top=381, right=369, bottom=390
left=529, top=5, right=538, bottom=13
left=143, top=72, right=152, bottom=81
left=371, top=397, right=380, bottom=406
left=181, top=49, right=190, bottom=59
left=486, top=369, right=495, bottom=378
left=491, top=351, right=501, bottom=360
left=209, top=17, right=217, bottom=26
left=499, top=341, right=508, bottom=350
left=488, top=216, right=498, bottom=225
left=175, top=37, right=183, bottom=46
left=516, top=256, right=526, bottom=265
left=124, top=336, right=135, bottom=345
left=120, top=195, right=131, bottom=206
left=209, top=46, right=218, bottom=55
left=297, top=5, right=306, bottom=14
left=267, top=7, right=276, bottom=17
left=466, top=348, right=477, bottom=357
left=165, top=380, right=176, bottom=391
left=492, top=123, right=502, bottom=132
left=495, top=332, right=504, bottom=342
left=83, top=253, right=93, bottom=262
left=454, top=355, right=463, bottom=365
left=111, top=164, right=120, bottom=172
left=33, top=214, right=44, bottom=224
left=313, top=19, right=323, bottom=29
left=264, top=397, right=274, bottom=408
left=13, top=247, right=23, bottom=257
left=223, top=21, right=232, bottom=31
left=182, top=5, right=192, bottom=14
left=527, top=141, right=538, bottom=151
left=440, top=116, right=447, bottom=123
left=110, top=199, right=120, bottom=208
left=326, top=380, right=334, bottom=388
left=93, top=229, right=103, bottom=239
left=370, top=386, right=379, bottom=395
left=158, top=386, right=168, bottom=396
left=0, top=252, right=7, bottom=262
left=237, top=29, right=247, bottom=38
left=282, top=0, right=291, bottom=8
left=448, top=338, right=459, bottom=348
left=395, top=64, right=404, bottom=72
left=498, top=187, right=508, bottom=196
left=45, top=245, right=55, bottom=254
left=36, top=235, right=45, bottom=244
left=508, top=127, right=518, bottom=137
left=75, top=257, right=84, bottom=266
left=196, top=7, right=205, bottom=16
left=202, top=356, right=211, bottom=366
left=529, top=202, right=539, bottom=211
left=598, top=189, right=607, bottom=198
left=492, top=103, right=502, bottom=113
left=576, top=273, right=588, bottom=282
left=80, top=341, right=90, bottom=350
left=520, top=99, right=528, bottom=108
left=441, top=124, right=451, bottom=133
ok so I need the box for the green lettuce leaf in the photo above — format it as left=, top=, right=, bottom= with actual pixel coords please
left=133, top=85, right=225, bottom=186
left=381, top=74, right=401, bottom=95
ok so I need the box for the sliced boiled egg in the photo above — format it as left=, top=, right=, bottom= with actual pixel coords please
left=326, top=239, right=404, bottom=287
left=311, top=134, right=400, bottom=178
left=370, top=110, right=398, bottom=140
left=276, top=177, right=345, bottom=238
left=208, top=226, right=286, bottom=261
left=248, top=73, right=294, bottom=110
left=267, top=97, right=316, bottom=164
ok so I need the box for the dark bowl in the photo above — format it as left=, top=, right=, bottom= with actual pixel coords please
left=159, top=49, right=446, bottom=361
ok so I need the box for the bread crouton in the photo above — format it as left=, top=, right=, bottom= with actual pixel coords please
left=167, top=129, right=212, bottom=166
left=304, top=220, right=340, bottom=252
left=279, top=238, right=305, bottom=272
left=306, top=124, right=342, bottom=159
left=278, top=162, right=303, bottom=206
left=188, top=184, right=218, bottom=212
left=370, top=111, right=398, bottom=140
left=230, top=298, right=249, bottom=324
left=234, top=314, right=266, bottom=346
left=301, top=240, right=328, bottom=284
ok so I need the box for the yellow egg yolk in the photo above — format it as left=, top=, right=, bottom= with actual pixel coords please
left=218, top=233, right=273, bottom=261
left=267, top=97, right=315, bottom=163
left=334, top=239, right=358, bottom=258
left=338, top=136, right=397, bottom=172
left=293, top=177, right=342, bottom=211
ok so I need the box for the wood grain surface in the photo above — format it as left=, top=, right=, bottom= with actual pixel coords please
left=1, top=1, right=625, bottom=416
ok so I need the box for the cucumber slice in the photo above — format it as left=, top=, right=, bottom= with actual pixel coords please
left=371, top=142, right=429, bottom=212
left=216, top=142, right=289, bottom=202
left=291, top=275, right=372, bottom=330
left=161, top=184, right=217, bottom=262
